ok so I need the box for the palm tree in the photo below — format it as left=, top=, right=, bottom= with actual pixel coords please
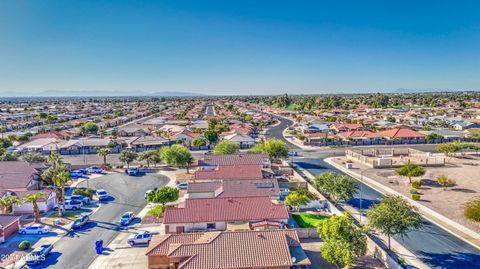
left=47, top=152, right=63, bottom=169
left=53, top=171, right=70, bottom=216
left=0, top=195, right=22, bottom=214
left=97, top=148, right=111, bottom=169
left=24, top=192, right=46, bottom=223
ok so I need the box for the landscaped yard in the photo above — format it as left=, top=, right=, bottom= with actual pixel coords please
left=292, top=213, right=329, bottom=228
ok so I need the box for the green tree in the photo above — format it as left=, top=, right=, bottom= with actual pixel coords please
left=426, top=133, right=444, bottom=140
left=20, top=153, right=47, bottom=163
left=137, top=150, right=159, bottom=167
left=146, top=187, right=179, bottom=207
left=119, top=150, right=138, bottom=168
left=367, top=195, right=422, bottom=249
left=97, top=148, right=111, bottom=169
left=203, top=130, right=218, bottom=144
left=284, top=191, right=311, bottom=211
left=160, top=145, right=193, bottom=173
left=213, top=140, right=240, bottom=155
left=53, top=171, right=70, bottom=216
left=395, top=162, right=426, bottom=184
left=80, top=122, right=99, bottom=135
left=0, top=138, right=12, bottom=149
left=24, top=192, right=46, bottom=223
left=314, top=172, right=357, bottom=204
left=437, top=142, right=462, bottom=159
left=191, top=137, right=207, bottom=147
left=0, top=196, right=22, bottom=214
left=319, top=213, right=367, bottom=267
left=262, top=139, right=289, bottom=160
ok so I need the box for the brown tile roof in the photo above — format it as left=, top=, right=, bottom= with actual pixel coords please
left=337, top=130, right=376, bottom=139
left=198, top=154, right=269, bottom=166
left=374, top=128, right=426, bottom=139
left=163, top=196, right=288, bottom=224
left=187, top=179, right=280, bottom=198
left=194, top=164, right=264, bottom=180
left=0, top=214, right=20, bottom=228
left=146, top=230, right=307, bottom=269
left=0, top=161, right=48, bottom=190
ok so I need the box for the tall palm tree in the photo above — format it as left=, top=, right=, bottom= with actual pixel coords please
left=53, top=171, right=70, bottom=216
left=97, top=148, right=111, bottom=169
left=47, top=152, right=63, bottom=169
left=0, top=195, right=22, bottom=214
left=24, top=192, right=46, bottom=223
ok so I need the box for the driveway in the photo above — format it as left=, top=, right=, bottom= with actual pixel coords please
left=41, top=173, right=169, bottom=269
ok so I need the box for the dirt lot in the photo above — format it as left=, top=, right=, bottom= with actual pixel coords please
left=337, top=155, right=480, bottom=233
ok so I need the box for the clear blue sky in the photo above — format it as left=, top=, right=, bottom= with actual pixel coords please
left=1, top=0, right=479, bottom=96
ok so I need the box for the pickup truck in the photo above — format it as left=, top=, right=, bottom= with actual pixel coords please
left=25, top=244, right=53, bottom=266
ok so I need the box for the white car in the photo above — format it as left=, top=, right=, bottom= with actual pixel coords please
left=19, top=224, right=51, bottom=235
left=144, top=189, right=152, bottom=199
left=54, top=200, right=83, bottom=211
left=96, top=189, right=109, bottom=201
left=87, top=166, right=104, bottom=174
left=127, top=231, right=152, bottom=246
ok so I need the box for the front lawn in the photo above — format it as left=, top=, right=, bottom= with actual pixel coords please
left=292, top=213, right=329, bottom=228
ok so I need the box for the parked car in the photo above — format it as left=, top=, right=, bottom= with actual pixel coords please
left=288, top=151, right=299, bottom=156
left=119, top=211, right=134, bottom=226
left=127, top=231, right=152, bottom=246
left=71, top=214, right=89, bottom=229
left=87, top=166, right=104, bottom=174
left=70, top=170, right=88, bottom=179
left=25, top=244, right=53, bottom=266
left=127, top=167, right=140, bottom=176
left=66, top=194, right=90, bottom=205
left=54, top=200, right=83, bottom=211
left=19, top=224, right=51, bottom=235
left=96, top=189, right=109, bottom=201
left=176, top=183, right=188, bottom=190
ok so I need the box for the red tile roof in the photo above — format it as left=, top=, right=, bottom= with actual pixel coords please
left=332, top=123, right=363, bottom=131
left=374, top=128, right=426, bottom=139
left=171, top=129, right=201, bottom=138
left=194, top=164, right=264, bottom=180
left=337, top=130, right=376, bottom=139
left=163, top=196, right=288, bottom=224
left=187, top=179, right=280, bottom=198
left=146, top=230, right=307, bottom=269
left=198, top=154, right=269, bottom=166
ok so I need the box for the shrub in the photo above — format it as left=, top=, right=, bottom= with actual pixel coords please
left=412, top=181, right=422, bottom=189
left=147, top=205, right=174, bottom=218
left=410, top=189, right=418, bottom=195
left=73, top=188, right=94, bottom=198
left=411, top=193, right=421, bottom=201
left=464, top=198, right=480, bottom=222
left=436, top=175, right=456, bottom=190
left=18, top=240, right=30, bottom=250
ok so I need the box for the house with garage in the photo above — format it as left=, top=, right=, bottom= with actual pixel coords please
left=145, top=230, right=310, bottom=269
left=162, top=196, right=288, bottom=234
left=0, top=215, right=21, bottom=243
left=186, top=178, right=281, bottom=200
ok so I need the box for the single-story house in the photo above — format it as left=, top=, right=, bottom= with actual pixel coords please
left=331, top=123, right=363, bottom=132
left=221, top=133, right=255, bottom=148
left=145, top=230, right=310, bottom=269
left=163, top=196, right=288, bottom=234
left=9, top=189, right=57, bottom=214
left=129, top=136, right=169, bottom=151
left=0, top=215, right=21, bottom=243
left=194, top=164, right=264, bottom=181
left=0, top=161, right=49, bottom=191
left=198, top=154, right=270, bottom=168
left=186, top=178, right=281, bottom=200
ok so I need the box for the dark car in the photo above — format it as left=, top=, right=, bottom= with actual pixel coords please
left=25, top=244, right=53, bottom=266
left=71, top=214, right=89, bottom=229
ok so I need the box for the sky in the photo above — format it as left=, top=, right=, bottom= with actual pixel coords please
left=0, top=0, right=480, bottom=96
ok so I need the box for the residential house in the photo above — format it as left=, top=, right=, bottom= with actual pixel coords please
left=373, top=128, right=426, bottom=140
left=0, top=161, right=48, bottom=191
left=298, top=123, right=330, bottom=134
left=221, top=133, right=255, bottom=148
left=330, top=123, right=363, bottom=133
left=17, top=138, right=63, bottom=154
left=170, top=129, right=200, bottom=146
left=0, top=215, right=21, bottom=243
left=186, top=178, right=281, bottom=200
left=194, top=164, right=264, bottom=181
left=163, top=196, right=288, bottom=234
left=129, top=136, right=169, bottom=152
left=118, top=126, right=150, bottom=137
left=145, top=230, right=310, bottom=269
left=198, top=153, right=270, bottom=168
left=336, top=130, right=377, bottom=141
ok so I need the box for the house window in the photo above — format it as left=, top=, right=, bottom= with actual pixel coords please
left=207, top=223, right=216, bottom=229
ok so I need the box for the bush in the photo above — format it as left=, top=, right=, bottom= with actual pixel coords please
left=18, top=240, right=30, bottom=250
left=464, top=198, right=480, bottom=222
left=410, top=189, right=418, bottom=195
left=73, top=188, right=94, bottom=198
left=412, top=181, right=422, bottom=189
left=411, top=193, right=421, bottom=201
left=436, top=175, right=456, bottom=190
left=147, top=205, right=174, bottom=218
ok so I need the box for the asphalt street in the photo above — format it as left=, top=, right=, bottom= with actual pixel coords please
left=267, top=116, right=480, bottom=269
left=40, top=173, right=169, bottom=269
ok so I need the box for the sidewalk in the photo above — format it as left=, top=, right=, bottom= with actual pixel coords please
left=325, top=157, right=480, bottom=250
left=298, top=163, right=429, bottom=269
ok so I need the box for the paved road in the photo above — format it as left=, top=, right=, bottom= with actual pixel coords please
left=205, top=104, right=215, bottom=117
left=41, top=173, right=169, bottom=269
left=268, top=116, right=480, bottom=269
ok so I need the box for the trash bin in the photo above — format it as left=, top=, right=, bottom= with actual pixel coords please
left=95, top=240, right=103, bottom=254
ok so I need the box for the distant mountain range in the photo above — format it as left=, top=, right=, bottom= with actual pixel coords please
left=0, top=90, right=208, bottom=97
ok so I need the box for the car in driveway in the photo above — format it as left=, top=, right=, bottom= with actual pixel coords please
left=66, top=194, right=90, bottom=205
left=25, top=244, right=53, bottom=266
left=96, top=189, right=109, bottom=201
left=19, top=224, right=51, bottom=235
left=127, top=167, right=140, bottom=176
left=54, top=200, right=83, bottom=211
left=70, top=170, right=89, bottom=179
left=86, top=166, right=104, bottom=174
left=119, top=211, right=134, bottom=226
left=127, top=231, right=152, bottom=246
left=71, top=214, right=89, bottom=229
